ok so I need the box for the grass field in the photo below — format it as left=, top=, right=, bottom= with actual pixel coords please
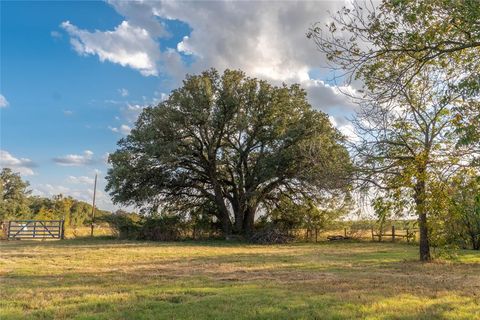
left=1, top=239, right=479, bottom=320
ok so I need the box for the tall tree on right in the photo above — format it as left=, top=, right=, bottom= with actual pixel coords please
left=308, top=0, right=480, bottom=261
left=354, top=69, right=474, bottom=261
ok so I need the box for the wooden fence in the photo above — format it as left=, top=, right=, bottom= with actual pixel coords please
left=6, top=220, right=64, bottom=240
left=371, top=225, right=417, bottom=243
left=295, top=225, right=418, bottom=243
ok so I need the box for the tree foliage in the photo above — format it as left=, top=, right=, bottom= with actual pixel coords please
left=447, top=170, right=480, bottom=250
left=0, top=168, right=31, bottom=220
left=106, top=69, right=352, bottom=235
left=308, top=0, right=480, bottom=148
left=308, top=0, right=480, bottom=96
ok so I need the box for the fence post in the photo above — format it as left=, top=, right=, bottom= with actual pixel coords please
left=371, top=226, right=374, bottom=241
left=60, top=220, right=65, bottom=240
left=392, top=225, right=395, bottom=242
left=344, top=227, right=347, bottom=238
left=8, top=221, right=11, bottom=239
left=315, top=228, right=318, bottom=243
left=33, top=221, right=36, bottom=238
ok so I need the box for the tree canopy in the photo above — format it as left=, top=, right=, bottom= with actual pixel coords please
left=0, top=168, right=31, bottom=220
left=106, top=69, right=352, bottom=235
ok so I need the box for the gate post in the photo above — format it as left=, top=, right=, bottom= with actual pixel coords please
left=60, top=220, right=65, bottom=239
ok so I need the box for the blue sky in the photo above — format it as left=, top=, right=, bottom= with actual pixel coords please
left=1, top=1, right=355, bottom=211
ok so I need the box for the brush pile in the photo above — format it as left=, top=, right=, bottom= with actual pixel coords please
left=249, top=227, right=294, bottom=244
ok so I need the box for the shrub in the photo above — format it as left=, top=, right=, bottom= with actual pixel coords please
left=138, top=215, right=188, bottom=241
left=101, top=211, right=142, bottom=239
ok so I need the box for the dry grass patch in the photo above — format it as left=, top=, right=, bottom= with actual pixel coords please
left=0, top=239, right=479, bottom=319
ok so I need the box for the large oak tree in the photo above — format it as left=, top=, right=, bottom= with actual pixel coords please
left=106, top=69, right=351, bottom=235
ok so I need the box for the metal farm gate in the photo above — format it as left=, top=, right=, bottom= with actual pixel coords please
left=7, top=220, right=64, bottom=240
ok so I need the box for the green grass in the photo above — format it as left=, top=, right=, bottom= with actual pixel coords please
left=1, top=240, right=479, bottom=319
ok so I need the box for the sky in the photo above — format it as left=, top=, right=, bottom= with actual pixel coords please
left=0, top=0, right=357, bottom=211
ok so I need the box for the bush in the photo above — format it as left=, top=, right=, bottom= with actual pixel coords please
left=101, top=211, right=142, bottom=239
left=138, top=215, right=188, bottom=241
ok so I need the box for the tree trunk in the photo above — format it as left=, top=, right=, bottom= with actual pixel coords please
left=242, top=206, right=256, bottom=235
left=471, top=233, right=479, bottom=250
left=220, top=213, right=231, bottom=236
left=414, top=175, right=431, bottom=261
left=231, top=198, right=243, bottom=234
left=212, top=183, right=231, bottom=236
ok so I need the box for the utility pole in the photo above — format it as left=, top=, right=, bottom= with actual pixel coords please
left=90, top=173, right=97, bottom=237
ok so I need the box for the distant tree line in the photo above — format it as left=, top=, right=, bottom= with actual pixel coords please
left=0, top=168, right=110, bottom=226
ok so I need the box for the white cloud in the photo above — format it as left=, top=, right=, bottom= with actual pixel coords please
left=109, top=124, right=131, bottom=135
left=32, top=173, right=116, bottom=211
left=63, top=109, right=73, bottom=116
left=53, top=150, right=94, bottom=166
left=32, top=183, right=104, bottom=204
left=94, top=2, right=355, bottom=123
left=63, top=1, right=347, bottom=84
left=0, top=94, right=9, bottom=108
left=64, top=1, right=358, bottom=128
left=118, top=88, right=129, bottom=97
left=117, top=1, right=345, bottom=83
left=67, top=175, right=95, bottom=185
left=177, top=36, right=193, bottom=55
left=0, top=150, right=36, bottom=176
left=33, top=184, right=71, bottom=197
left=61, top=20, right=161, bottom=76
left=51, top=30, right=62, bottom=39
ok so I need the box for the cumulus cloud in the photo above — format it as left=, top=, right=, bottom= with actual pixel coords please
left=109, top=124, right=131, bottom=135
left=61, top=20, right=161, bottom=76
left=0, top=150, right=36, bottom=175
left=33, top=183, right=108, bottom=206
left=64, top=1, right=358, bottom=126
left=0, top=94, right=9, bottom=108
left=33, top=184, right=71, bottom=197
left=53, top=150, right=95, bottom=166
left=108, top=1, right=348, bottom=82
left=63, top=1, right=347, bottom=83
left=67, top=175, right=95, bottom=185
left=177, top=36, right=194, bottom=55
